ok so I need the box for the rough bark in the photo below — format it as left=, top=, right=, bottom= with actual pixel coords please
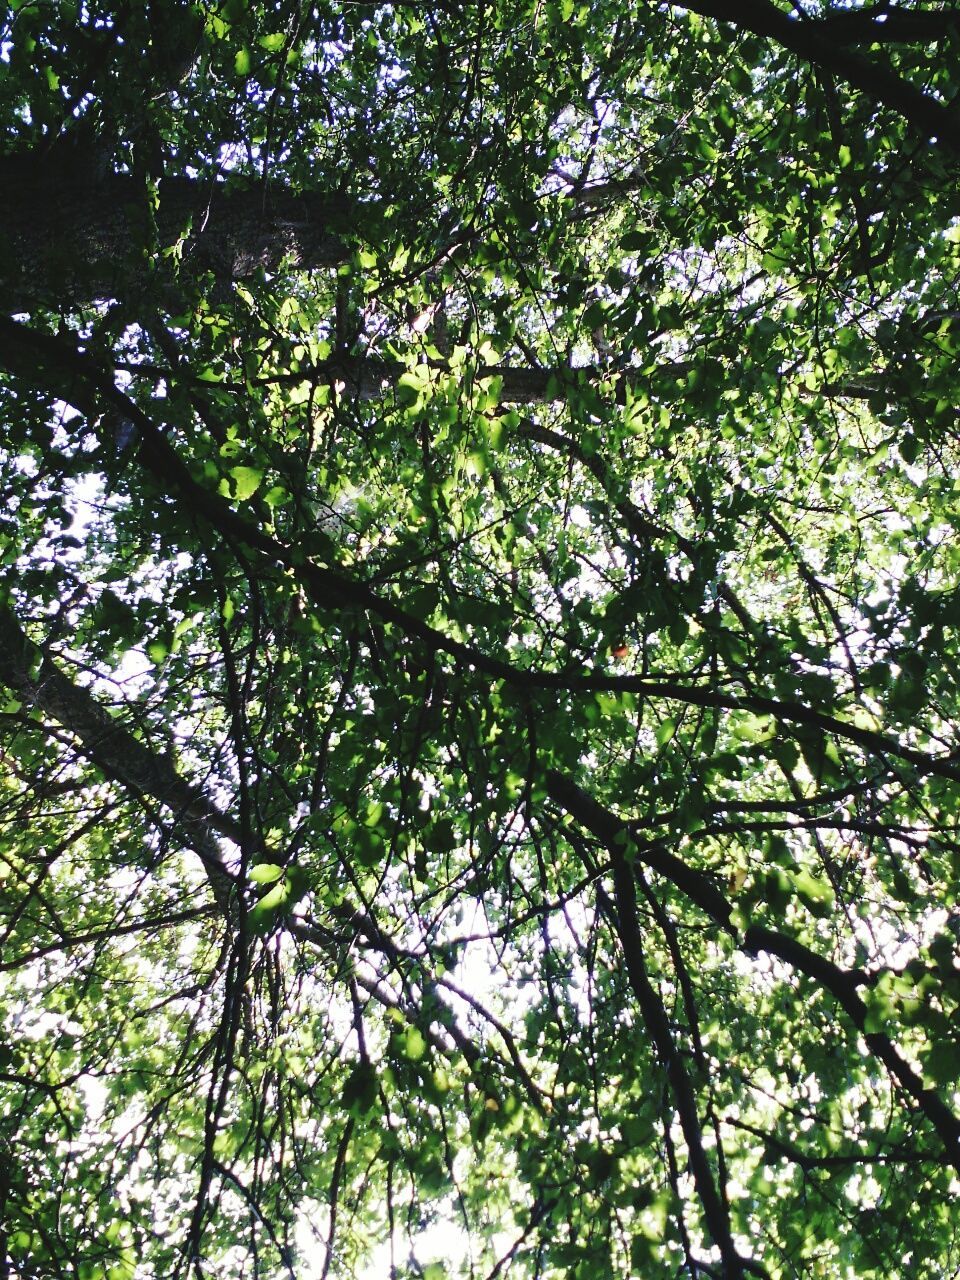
left=0, top=160, right=350, bottom=312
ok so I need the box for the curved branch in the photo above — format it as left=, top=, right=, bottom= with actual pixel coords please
left=674, top=0, right=959, bottom=151
left=805, top=6, right=960, bottom=47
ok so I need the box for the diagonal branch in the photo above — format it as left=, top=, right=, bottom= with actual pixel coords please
left=674, top=0, right=959, bottom=151
left=545, top=770, right=960, bottom=1171
left=599, top=836, right=755, bottom=1277
left=4, top=316, right=960, bottom=787
left=0, top=603, right=238, bottom=909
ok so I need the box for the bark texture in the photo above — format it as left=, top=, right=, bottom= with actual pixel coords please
left=0, top=158, right=349, bottom=312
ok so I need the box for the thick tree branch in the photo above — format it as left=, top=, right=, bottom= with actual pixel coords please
left=808, top=6, right=960, bottom=46
left=0, top=166, right=351, bottom=311
left=116, top=350, right=695, bottom=406
left=0, top=603, right=238, bottom=909
left=675, top=0, right=960, bottom=151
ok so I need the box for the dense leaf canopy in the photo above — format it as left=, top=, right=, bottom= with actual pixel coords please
left=2, top=2, right=960, bottom=1277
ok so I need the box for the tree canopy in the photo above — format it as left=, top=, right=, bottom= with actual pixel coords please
left=2, top=2, right=960, bottom=1277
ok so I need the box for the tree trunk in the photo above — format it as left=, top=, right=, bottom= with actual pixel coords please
left=0, top=159, right=350, bottom=312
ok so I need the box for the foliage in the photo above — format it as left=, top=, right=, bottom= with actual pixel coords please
left=1, top=1, right=960, bottom=1277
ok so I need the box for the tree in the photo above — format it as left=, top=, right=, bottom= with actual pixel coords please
left=1, top=0, right=959, bottom=1276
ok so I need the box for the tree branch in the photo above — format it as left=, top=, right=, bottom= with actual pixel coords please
left=675, top=0, right=959, bottom=151
left=545, top=770, right=960, bottom=1171
left=0, top=167, right=352, bottom=312
left=5, top=316, right=960, bottom=788
left=0, top=602, right=238, bottom=909
left=806, top=6, right=960, bottom=47
left=598, top=838, right=754, bottom=1277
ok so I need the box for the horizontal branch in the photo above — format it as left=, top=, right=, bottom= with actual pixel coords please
left=723, top=1115, right=938, bottom=1171
left=0, top=165, right=351, bottom=311
left=119, top=350, right=692, bottom=406
left=0, top=905, right=215, bottom=973
left=806, top=6, right=960, bottom=46
left=121, top=347, right=911, bottom=416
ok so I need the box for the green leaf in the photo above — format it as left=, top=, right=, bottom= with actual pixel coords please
left=249, top=862, right=284, bottom=884
left=147, top=637, right=170, bottom=665
left=229, top=466, right=264, bottom=500
left=402, top=1027, right=427, bottom=1061
left=342, top=1061, right=378, bottom=1113
left=254, top=881, right=287, bottom=911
